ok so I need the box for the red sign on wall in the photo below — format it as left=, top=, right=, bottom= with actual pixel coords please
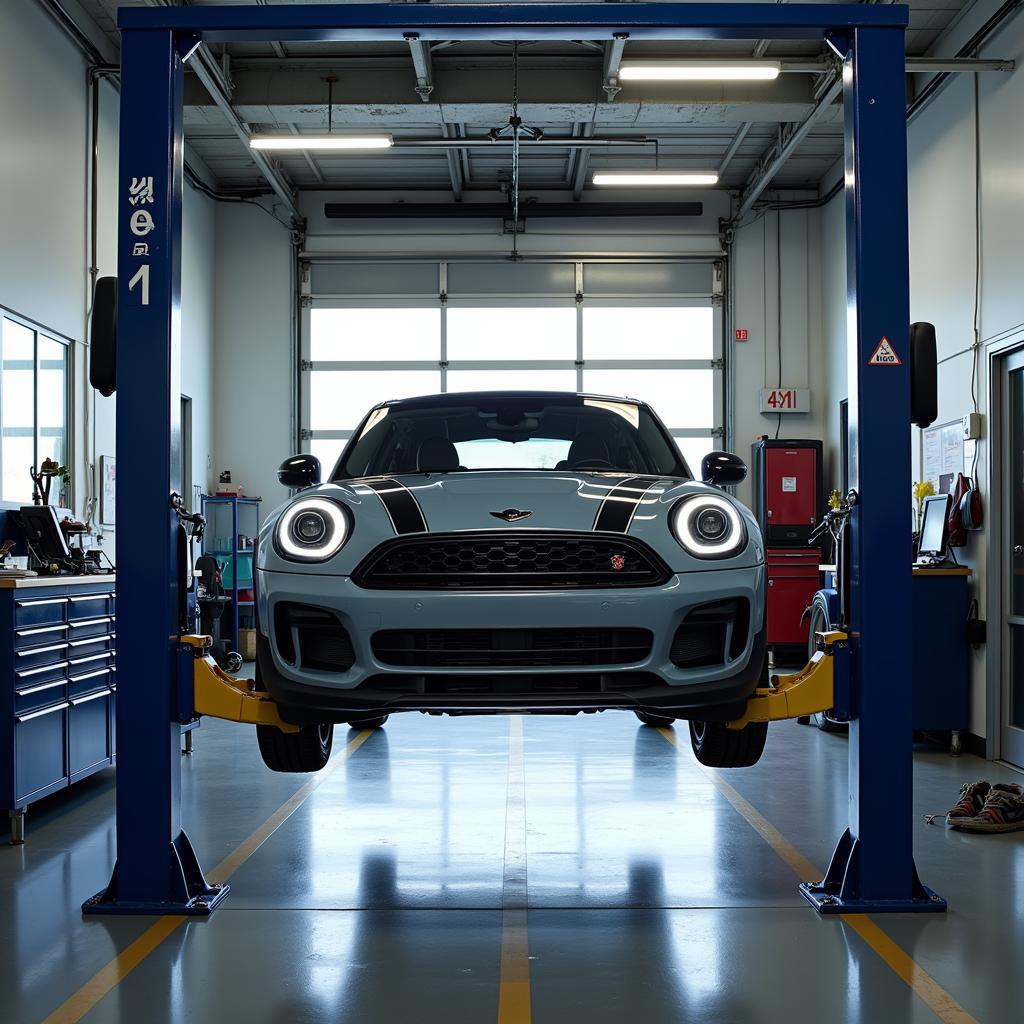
left=735, top=328, right=749, bottom=341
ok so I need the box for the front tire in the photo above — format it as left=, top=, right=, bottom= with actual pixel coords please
left=257, top=721, right=334, bottom=773
left=688, top=718, right=768, bottom=767
left=807, top=596, right=843, bottom=732
left=635, top=711, right=676, bottom=728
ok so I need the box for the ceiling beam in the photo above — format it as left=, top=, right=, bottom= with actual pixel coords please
left=405, top=34, right=435, bottom=102
left=602, top=34, right=629, bottom=101
left=735, top=74, right=842, bottom=219
left=717, top=122, right=752, bottom=178
left=571, top=124, right=594, bottom=201
left=289, top=124, right=325, bottom=185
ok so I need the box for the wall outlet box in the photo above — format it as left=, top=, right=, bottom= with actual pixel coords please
left=962, top=412, right=983, bottom=440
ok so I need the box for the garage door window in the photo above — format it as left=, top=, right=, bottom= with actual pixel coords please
left=0, top=313, right=70, bottom=504
left=302, top=261, right=721, bottom=476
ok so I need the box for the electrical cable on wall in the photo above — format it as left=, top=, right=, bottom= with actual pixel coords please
left=775, top=210, right=783, bottom=439
left=970, top=72, right=982, bottom=481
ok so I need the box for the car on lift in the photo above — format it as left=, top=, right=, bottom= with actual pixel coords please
left=254, top=391, right=767, bottom=772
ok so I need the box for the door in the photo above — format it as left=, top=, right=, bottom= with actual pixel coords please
left=1000, top=349, right=1024, bottom=767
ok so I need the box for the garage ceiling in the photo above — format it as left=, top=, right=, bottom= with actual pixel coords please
left=75, top=0, right=976, bottom=201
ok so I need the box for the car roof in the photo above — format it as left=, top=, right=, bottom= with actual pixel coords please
left=372, top=391, right=648, bottom=411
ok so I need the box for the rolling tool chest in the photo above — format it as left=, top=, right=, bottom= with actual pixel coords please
left=0, top=577, right=115, bottom=843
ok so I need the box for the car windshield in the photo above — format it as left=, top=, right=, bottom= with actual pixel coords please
left=334, top=393, right=689, bottom=479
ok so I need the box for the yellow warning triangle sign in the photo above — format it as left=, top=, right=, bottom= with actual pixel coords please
left=868, top=336, right=902, bottom=365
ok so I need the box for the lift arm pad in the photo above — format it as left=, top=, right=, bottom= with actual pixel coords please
left=726, top=631, right=847, bottom=730
left=186, top=636, right=299, bottom=733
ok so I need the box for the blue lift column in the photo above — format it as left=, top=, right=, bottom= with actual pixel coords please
left=83, top=26, right=228, bottom=916
left=800, top=25, right=944, bottom=914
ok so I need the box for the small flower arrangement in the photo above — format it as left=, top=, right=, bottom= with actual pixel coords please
left=913, top=480, right=935, bottom=532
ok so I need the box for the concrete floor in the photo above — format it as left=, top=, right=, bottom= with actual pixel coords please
left=2, top=712, right=1021, bottom=1023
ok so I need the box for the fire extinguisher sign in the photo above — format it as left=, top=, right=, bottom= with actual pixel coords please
left=868, top=336, right=902, bottom=365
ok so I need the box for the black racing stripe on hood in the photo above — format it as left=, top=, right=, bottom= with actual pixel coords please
left=592, top=476, right=662, bottom=533
left=363, top=479, right=427, bottom=534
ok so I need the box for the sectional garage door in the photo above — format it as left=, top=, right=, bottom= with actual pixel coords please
left=300, top=260, right=723, bottom=476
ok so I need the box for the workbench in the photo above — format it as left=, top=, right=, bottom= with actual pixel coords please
left=0, top=576, right=115, bottom=843
left=821, top=565, right=972, bottom=752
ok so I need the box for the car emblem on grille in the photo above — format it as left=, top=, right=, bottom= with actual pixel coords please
left=491, top=508, right=533, bottom=523
left=610, top=554, right=627, bottom=571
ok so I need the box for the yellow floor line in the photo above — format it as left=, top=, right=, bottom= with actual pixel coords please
left=43, top=728, right=373, bottom=1024
left=497, top=715, right=532, bottom=1024
left=656, top=726, right=979, bottom=1024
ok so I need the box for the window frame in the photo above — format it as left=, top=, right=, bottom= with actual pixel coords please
left=0, top=308, right=73, bottom=508
left=299, top=259, right=724, bottom=473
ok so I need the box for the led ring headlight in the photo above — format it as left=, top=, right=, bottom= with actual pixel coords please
left=276, top=497, right=350, bottom=562
left=672, top=494, right=745, bottom=559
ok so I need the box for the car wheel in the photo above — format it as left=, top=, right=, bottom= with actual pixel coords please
left=806, top=597, right=842, bottom=732
left=350, top=715, right=389, bottom=730
left=635, top=711, right=676, bottom=727
left=688, top=718, right=767, bottom=768
left=257, top=721, right=334, bottom=773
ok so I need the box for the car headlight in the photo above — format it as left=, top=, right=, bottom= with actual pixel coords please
left=671, top=495, right=746, bottom=559
left=275, top=498, right=350, bottom=562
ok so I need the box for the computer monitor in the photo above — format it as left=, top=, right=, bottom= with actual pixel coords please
left=19, top=505, right=71, bottom=562
left=918, top=493, right=951, bottom=562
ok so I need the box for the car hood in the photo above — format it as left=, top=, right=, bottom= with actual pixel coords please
left=258, top=470, right=764, bottom=576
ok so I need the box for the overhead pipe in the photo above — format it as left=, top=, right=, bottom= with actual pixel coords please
left=324, top=201, right=703, bottom=219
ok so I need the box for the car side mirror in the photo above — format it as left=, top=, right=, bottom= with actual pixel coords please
left=910, top=321, right=938, bottom=428
left=701, top=451, right=747, bottom=487
left=89, top=276, right=117, bottom=397
left=278, top=454, right=321, bottom=489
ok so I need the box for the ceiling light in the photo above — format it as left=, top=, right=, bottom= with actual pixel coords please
left=249, top=135, right=394, bottom=151
left=619, top=60, right=781, bottom=82
left=592, top=171, right=719, bottom=186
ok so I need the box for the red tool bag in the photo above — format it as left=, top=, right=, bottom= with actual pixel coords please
left=947, top=473, right=983, bottom=547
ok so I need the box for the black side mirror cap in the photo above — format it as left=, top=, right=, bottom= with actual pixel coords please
left=278, top=454, right=321, bottom=489
left=89, top=276, right=117, bottom=397
left=910, top=321, right=938, bottom=429
left=701, top=451, right=747, bottom=487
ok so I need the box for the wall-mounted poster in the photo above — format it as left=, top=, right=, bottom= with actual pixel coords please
left=100, top=456, right=116, bottom=525
left=921, top=421, right=964, bottom=494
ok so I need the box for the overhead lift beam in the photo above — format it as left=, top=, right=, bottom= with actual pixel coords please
left=90, top=3, right=939, bottom=920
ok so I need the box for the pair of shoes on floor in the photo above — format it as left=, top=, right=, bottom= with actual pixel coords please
left=946, top=780, right=1024, bottom=832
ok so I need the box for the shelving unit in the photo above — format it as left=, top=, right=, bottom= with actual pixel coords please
left=200, top=496, right=261, bottom=656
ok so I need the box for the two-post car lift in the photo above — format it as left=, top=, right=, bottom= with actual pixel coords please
left=83, top=3, right=945, bottom=918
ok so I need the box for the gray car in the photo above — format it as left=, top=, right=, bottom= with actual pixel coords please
left=254, top=392, right=767, bottom=772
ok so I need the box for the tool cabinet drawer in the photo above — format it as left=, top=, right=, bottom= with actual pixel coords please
left=69, top=690, right=112, bottom=777
left=14, top=622, right=68, bottom=651
left=14, top=641, right=70, bottom=672
left=69, top=666, right=114, bottom=699
left=14, top=596, right=68, bottom=628
left=14, top=659, right=68, bottom=689
left=67, top=616, right=114, bottom=641
left=15, top=702, right=68, bottom=804
left=67, top=591, right=114, bottom=621
left=14, top=676, right=68, bottom=715
left=67, top=650, right=114, bottom=677
left=67, top=632, right=114, bottom=659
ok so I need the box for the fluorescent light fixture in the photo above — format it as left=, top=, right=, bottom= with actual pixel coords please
left=592, top=171, right=719, bottom=186
left=250, top=135, right=394, bottom=151
left=620, top=60, right=781, bottom=82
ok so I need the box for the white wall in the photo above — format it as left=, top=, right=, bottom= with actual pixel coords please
left=213, top=202, right=294, bottom=509
left=819, top=3, right=1024, bottom=740
left=0, top=1, right=217, bottom=555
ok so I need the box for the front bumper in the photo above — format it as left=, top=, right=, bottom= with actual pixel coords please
left=256, top=566, right=766, bottom=723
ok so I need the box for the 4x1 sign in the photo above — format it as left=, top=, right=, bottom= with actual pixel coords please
left=868, top=336, right=902, bottom=365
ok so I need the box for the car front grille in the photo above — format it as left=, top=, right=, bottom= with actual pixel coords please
left=353, top=531, right=670, bottom=590
left=670, top=599, right=750, bottom=668
left=274, top=603, right=355, bottom=672
left=371, top=627, right=654, bottom=668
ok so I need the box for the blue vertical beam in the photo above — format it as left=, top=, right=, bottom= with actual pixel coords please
left=84, top=27, right=226, bottom=916
left=801, top=25, right=943, bottom=913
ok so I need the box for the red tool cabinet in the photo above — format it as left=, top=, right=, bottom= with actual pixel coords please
left=766, top=548, right=821, bottom=653
left=751, top=439, right=823, bottom=545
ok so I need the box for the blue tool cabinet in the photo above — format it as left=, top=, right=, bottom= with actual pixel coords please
left=0, top=577, right=116, bottom=843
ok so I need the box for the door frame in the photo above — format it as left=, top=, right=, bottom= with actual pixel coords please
left=986, top=333, right=1024, bottom=762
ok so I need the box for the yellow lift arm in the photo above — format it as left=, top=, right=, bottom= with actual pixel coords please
left=182, top=635, right=299, bottom=733
left=727, top=630, right=848, bottom=730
